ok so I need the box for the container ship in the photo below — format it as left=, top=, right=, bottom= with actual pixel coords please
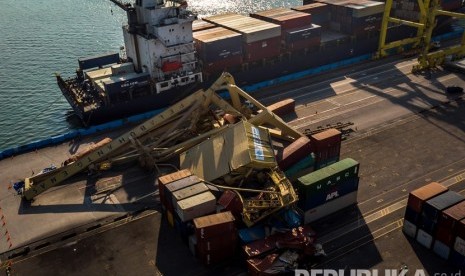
left=57, top=0, right=461, bottom=125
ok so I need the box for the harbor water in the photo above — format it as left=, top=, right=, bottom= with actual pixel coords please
left=0, top=0, right=301, bottom=151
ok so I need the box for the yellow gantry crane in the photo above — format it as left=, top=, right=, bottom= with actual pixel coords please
left=376, top=0, right=465, bottom=71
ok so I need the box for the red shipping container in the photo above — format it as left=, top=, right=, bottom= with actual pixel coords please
left=407, top=182, right=448, bottom=214
left=277, top=136, right=312, bottom=171
left=439, top=200, right=465, bottom=230
left=435, top=224, right=455, bottom=246
left=202, top=55, right=243, bottom=74
left=197, top=232, right=237, bottom=253
left=197, top=242, right=237, bottom=265
left=157, top=169, right=192, bottom=210
left=194, top=211, right=236, bottom=240
left=457, top=219, right=465, bottom=240
left=243, top=37, right=281, bottom=62
left=267, top=98, right=296, bottom=117
left=310, top=128, right=342, bottom=162
left=286, top=37, right=321, bottom=51
left=217, top=190, right=243, bottom=219
left=247, top=253, right=280, bottom=276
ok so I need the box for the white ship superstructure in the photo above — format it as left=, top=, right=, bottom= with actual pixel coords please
left=123, top=0, right=202, bottom=93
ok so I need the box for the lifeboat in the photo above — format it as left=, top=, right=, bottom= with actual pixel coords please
left=162, top=60, right=182, bottom=72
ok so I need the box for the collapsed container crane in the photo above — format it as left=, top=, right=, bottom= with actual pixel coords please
left=22, top=72, right=303, bottom=203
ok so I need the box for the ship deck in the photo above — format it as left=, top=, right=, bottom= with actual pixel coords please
left=1, top=56, right=465, bottom=274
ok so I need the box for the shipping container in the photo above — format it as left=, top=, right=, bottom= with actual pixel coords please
left=422, top=191, right=465, bottom=222
left=102, top=72, right=150, bottom=95
left=449, top=250, right=465, bottom=270
left=204, top=13, right=281, bottom=44
left=202, top=55, right=243, bottom=74
left=197, top=232, right=237, bottom=253
left=193, top=211, right=236, bottom=240
left=296, top=158, right=359, bottom=194
left=78, top=52, right=119, bottom=70
left=198, top=245, right=237, bottom=266
left=402, top=219, right=417, bottom=238
left=158, top=169, right=192, bottom=210
left=173, top=211, right=194, bottom=243
left=164, top=175, right=201, bottom=211
left=407, top=182, right=448, bottom=214
left=188, top=234, right=197, bottom=256
left=110, top=62, right=134, bottom=76
left=433, top=240, right=451, bottom=260
left=286, top=37, right=321, bottom=51
left=420, top=215, right=436, bottom=235
left=192, top=20, right=216, bottom=32
left=299, top=177, right=359, bottom=211
left=458, top=219, right=465, bottom=240
left=217, top=190, right=243, bottom=219
left=194, top=27, right=243, bottom=63
left=435, top=225, right=455, bottom=247
left=172, top=182, right=210, bottom=207
left=292, top=3, right=331, bottom=27
left=243, top=37, right=282, bottom=62
left=304, top=191, right=357, bottom=224
left=85, top=67, right=113, bottom=82
left=314, top=156, right=339, bottom=170
left=416, top=229, right=434, bottom=249
left=284, top=154, right=315, bottom=181
left=439, top=200, right=465, bottom=230
left=251, top=9, right=312, bottom=31
left=455, top=236, right=465, bottom=256
left=277, top=136, right=312, bottom=171
left=285, top=24, right=322, bottom=43
left=176, top=191, right=217, bottom=222
left=267, top=98, right=296, bottom=117
left=404, top=206, right=420, bottom=224
left=247, top=253, right=280, bottom=276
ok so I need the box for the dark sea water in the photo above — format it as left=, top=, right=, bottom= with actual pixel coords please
left=0, top=0, right=301, bottom=151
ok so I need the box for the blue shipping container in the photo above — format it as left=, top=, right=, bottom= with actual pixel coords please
left=404, top=206, right=420, bottom=225
left=422, top=191, right=465, bottom=222
left=78, top=52, right=120, bottom=71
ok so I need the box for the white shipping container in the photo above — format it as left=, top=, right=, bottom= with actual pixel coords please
left=304, top=191, right=357, bottom=224
left=176, top=191, right=217, bottom=222
left=172, top=182, right=210, bottom=207
left=402, top=219, right=417, bottom=238
left=416, top=229, right=433, bottom=249
left=433, top=240, right=451, bottom=260
left=454, top=236, right=465, bottom=256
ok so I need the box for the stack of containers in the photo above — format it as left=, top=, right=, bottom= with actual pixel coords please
left=250, top=8, right=320, bottom=52
left=402, top=182, right=448, bottom=239
left=319, top=0, right=384, bottom=38
left=309, top=128, right=342, bottom=170
left=204, top=13, right=281, bottom=63
left=276, top=136, right=312, bottom=171
left=292, top=3, right=331, bottom=28
left=192, top=20, right=216, bottom=32
left=417, top=190, right=464, bottom=250
left=434, top=201, right=465, bottom=259
left=193, top=27, right=243, bottom=74
left=157, top=170, right=218, bottom=242
left=191, top=212, right=237, bottom=265
left=451, top=220, right=465, bottom=269
left=295, top=158, right=360, bottom=224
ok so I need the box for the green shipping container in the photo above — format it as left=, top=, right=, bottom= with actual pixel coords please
left=295, top=158, right=359, bottom=194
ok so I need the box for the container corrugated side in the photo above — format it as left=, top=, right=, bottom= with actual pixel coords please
left=423, top=191, right=465, bottom=221
left=407, top=182, right=448, bottom=213
left=433, top=240, right=451, bottom=260
left=176, top=191, right=217, bottom=222
left=458, top=219, right=465, bottom=240
left=416, top=229, right=433, bottom=249
left=172, top=182, right=210, bottom=207
left=454, top=236, right=465, bottom=256
left=402, top=219, right=417, bottom=238
left=277, top=136, right=312, bottom=171
left=285, top=24, right=322, bottom=43
left=439, top=200, right=465, bottom=229
left=296, top=158, right=359, bottom=193
left=299, top=176, right=359, bottom=211
left=194, top=27, right=243, bottom=63
left=194, top=211, right=236, bottom=240
left=304, top=190, right=357, bottom=224
left=243, top=37, right=281, bottom=62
